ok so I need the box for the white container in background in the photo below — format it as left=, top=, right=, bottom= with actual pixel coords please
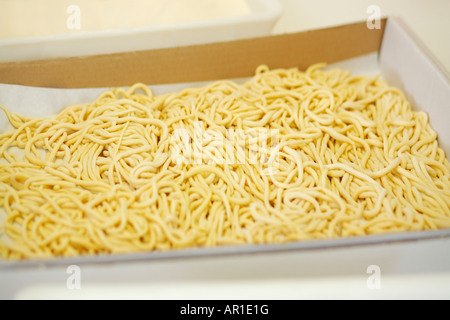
left=0, top=0, right=283, bottom=63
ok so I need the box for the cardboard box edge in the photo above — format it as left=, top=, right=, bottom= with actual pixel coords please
left=0, top=19, right=387, bottom=88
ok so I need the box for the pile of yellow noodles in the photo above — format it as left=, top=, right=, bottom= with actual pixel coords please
left=1, top=64, right=449, bottom=260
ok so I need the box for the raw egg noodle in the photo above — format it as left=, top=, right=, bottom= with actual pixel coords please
left=0, top=64, right=449, bottom=260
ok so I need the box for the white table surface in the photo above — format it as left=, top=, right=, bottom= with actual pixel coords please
left=1, top=0, right=450, bottom=300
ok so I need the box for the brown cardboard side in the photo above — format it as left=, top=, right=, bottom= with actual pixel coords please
left=0, top=19, right=386, bottom=88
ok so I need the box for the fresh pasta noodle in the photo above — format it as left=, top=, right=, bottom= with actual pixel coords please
left=1, top=64, right=450, bottom=260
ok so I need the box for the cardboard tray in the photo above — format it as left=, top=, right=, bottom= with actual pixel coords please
left=0, top=17, right=449, bottom=267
